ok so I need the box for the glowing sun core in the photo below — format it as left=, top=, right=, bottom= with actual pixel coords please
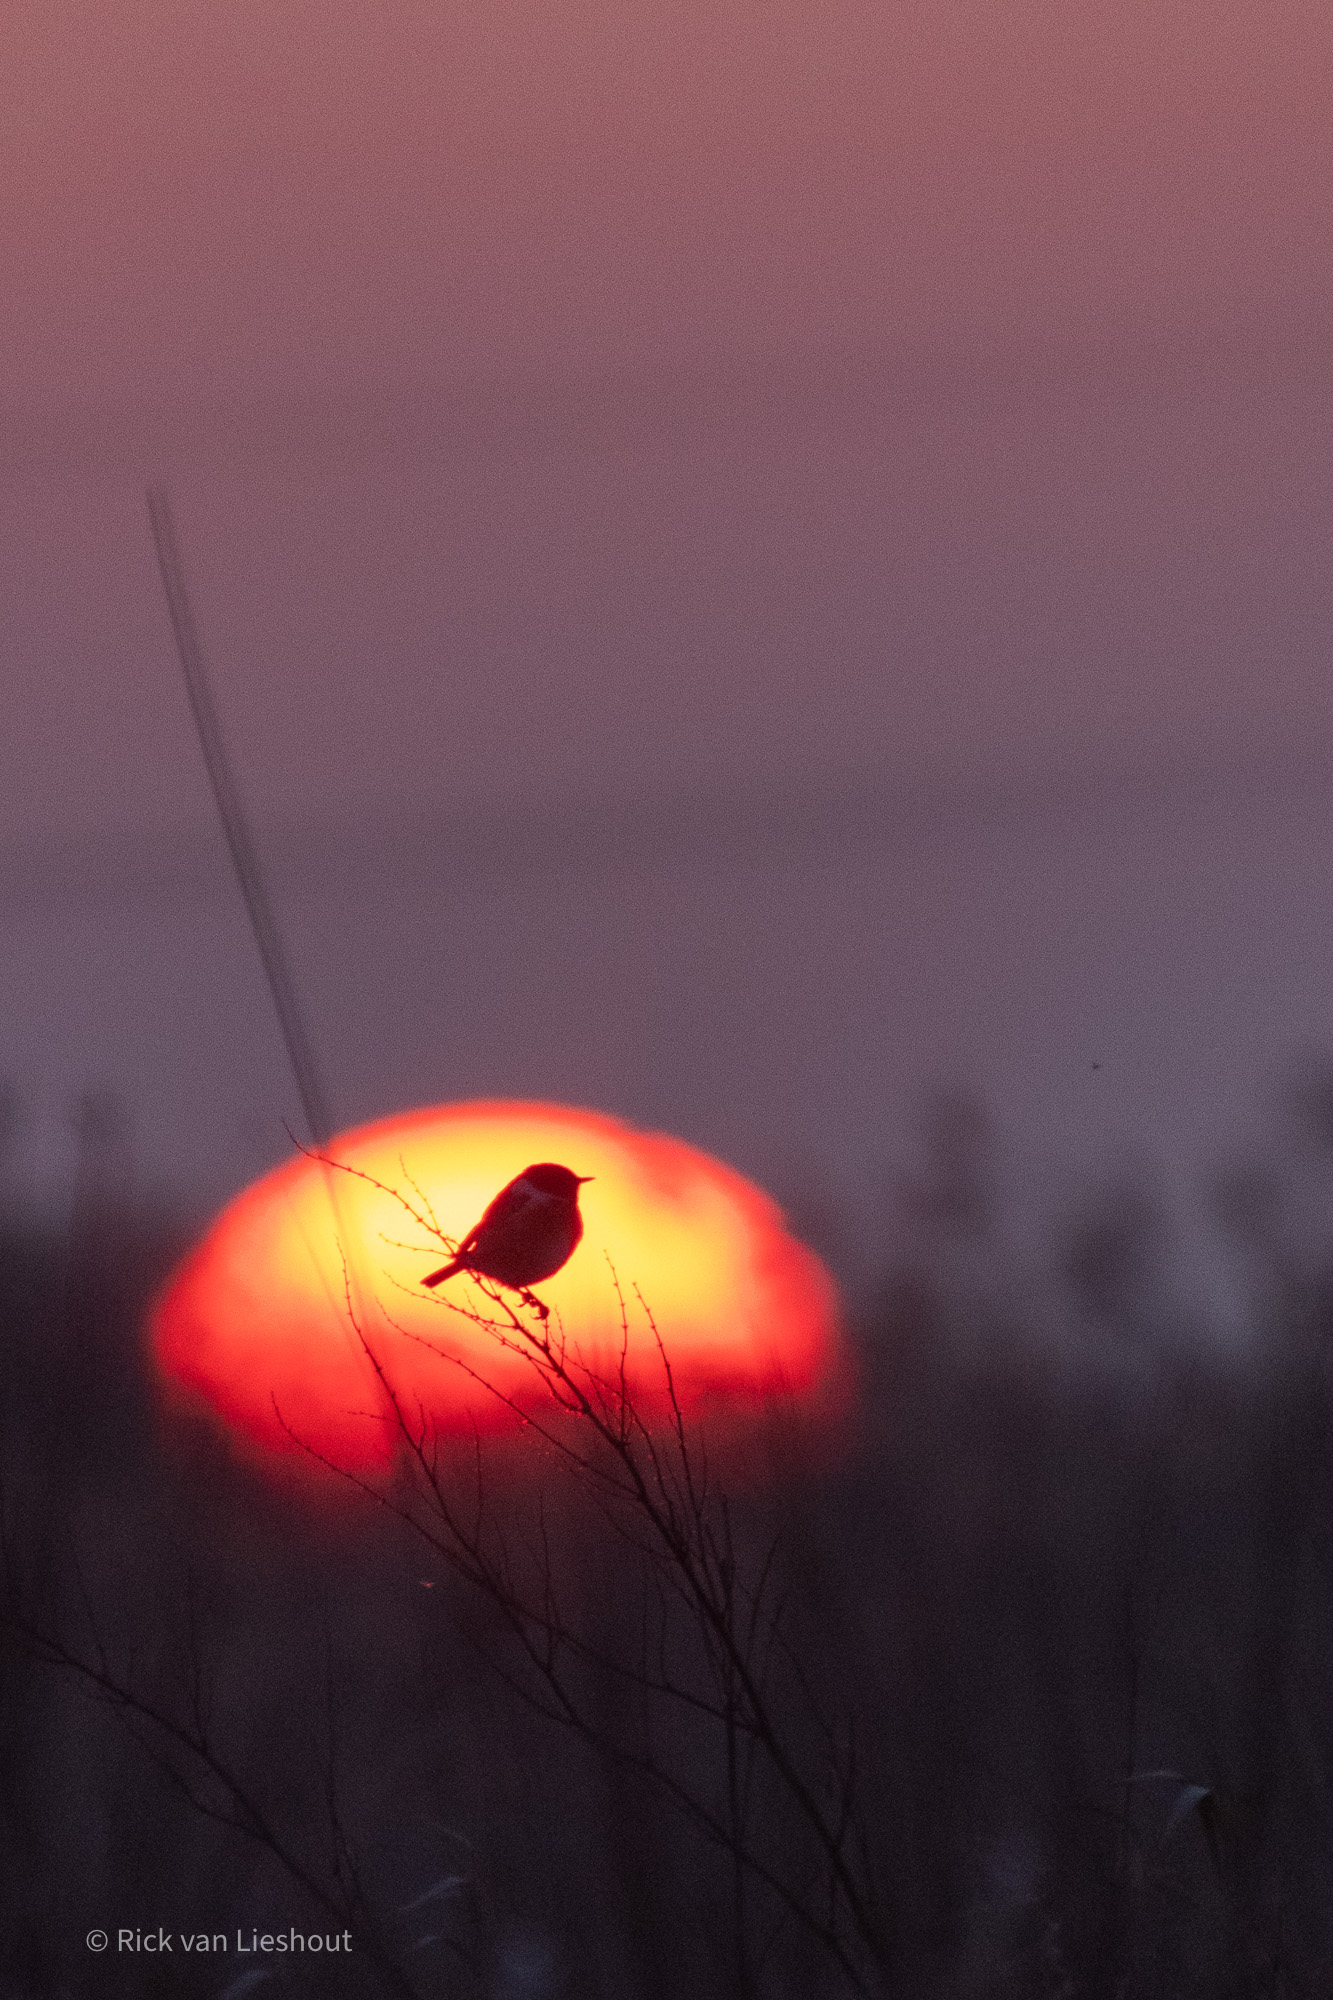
left=152, top=1101, right=842, bottom=1472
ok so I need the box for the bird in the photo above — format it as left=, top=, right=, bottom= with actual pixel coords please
left=421, top=1162, right=593, bottom=1313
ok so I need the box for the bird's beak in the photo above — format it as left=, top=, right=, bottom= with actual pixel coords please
left=577, top=1175, right=594, bottom=1184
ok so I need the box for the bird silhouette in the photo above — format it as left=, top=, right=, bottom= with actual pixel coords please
left=422, top=1162, right=592, bottom=1315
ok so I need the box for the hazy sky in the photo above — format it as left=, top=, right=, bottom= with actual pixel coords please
left=3, top=1, right=1332, bottom=1249
left=5, top=0, right=1331, bottom=398
left=4, top=0, right=1333, bottom=839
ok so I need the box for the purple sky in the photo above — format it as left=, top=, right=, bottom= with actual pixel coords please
left=3, top=1, right=1332, bottom=1263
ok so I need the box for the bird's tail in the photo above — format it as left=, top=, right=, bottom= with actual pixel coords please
left=422, top=1257, right=463, bottom=1289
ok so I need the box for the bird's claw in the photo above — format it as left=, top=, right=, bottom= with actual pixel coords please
left=518, top=1288, right=550, bottom=1322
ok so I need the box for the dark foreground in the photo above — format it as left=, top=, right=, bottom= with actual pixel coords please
left=4, top=1100, right=1333, bottom=2000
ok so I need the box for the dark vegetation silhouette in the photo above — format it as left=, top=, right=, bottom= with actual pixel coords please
left=6, top=1082, right=1333, bottom=1996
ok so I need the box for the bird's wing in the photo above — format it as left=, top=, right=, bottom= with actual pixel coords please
left=473, top=1178, right=541, bottom=1239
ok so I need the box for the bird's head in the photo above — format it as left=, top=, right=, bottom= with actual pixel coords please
left=522, top=1162, right=593, bottom=1200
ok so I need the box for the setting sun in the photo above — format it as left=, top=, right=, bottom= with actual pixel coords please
left=151, top=1101, right=843, bottom=1471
